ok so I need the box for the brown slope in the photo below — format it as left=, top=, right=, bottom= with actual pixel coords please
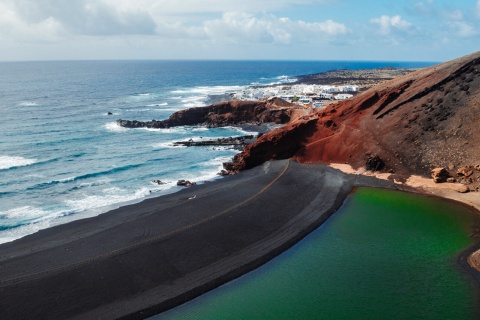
left=234, top=51, right=480, bottom=179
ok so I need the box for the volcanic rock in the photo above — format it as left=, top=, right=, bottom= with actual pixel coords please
left=173, top=135, right=256, bottom=149
left=457, top=166, right=474, bottom=177
left=365, top=155, right=385, bottom=172
left=117, top=98, right=298, bottom=129
left=431, top=168, right=450, bottom=183
left=177, top=180, right=196, bottom=187
left=232, top=51, right=480, bottom=182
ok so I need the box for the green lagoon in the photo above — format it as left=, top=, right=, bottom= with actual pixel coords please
left=154, top=188, right=479, bottom=320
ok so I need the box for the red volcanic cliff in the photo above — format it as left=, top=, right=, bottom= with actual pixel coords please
left=234, top=51, right=480, bottom=179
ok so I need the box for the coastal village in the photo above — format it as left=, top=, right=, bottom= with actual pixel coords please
left=232, top=83, right=359, bottom=108
left=230, top=67, right=421, bottom=108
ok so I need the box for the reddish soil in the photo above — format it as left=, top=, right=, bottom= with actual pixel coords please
left=233, top=51, right=480, bottom=189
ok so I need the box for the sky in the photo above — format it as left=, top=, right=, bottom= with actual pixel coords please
left=0, top=0, right=479, bottom=62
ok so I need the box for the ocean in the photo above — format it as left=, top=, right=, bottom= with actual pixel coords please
left=0, top=60, right=435, bottom=243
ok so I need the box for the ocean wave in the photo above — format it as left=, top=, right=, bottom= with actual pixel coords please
left=69, top=179, right=111, bottom=192
left=142, top=127, right=190, bottom=134
left=25, top=177, right=76, bottom=191
left=0, top=206, right=64, bottom=238
left=0, top=156, right=37, bottom=170
left=183, top=102, right=205, bottom=108
left=64, top=187, right=155, bottom=213
left=70, top=164, right=144, bottom=181
left=192, top=127, right=209, bottom=132
left=17, top=101, right=39, bottom=107
left=104, top=122, right=128, bottom=132
left=181, top=95, right=205, bottom=103
left=147, top=102, right=168, bottom=107
left=124, top=108, right=151, bottom=112
left=151, top=141, right=187, bottom=149
left=215, top=125, right=259, bottom=135
left=171, top=85, right=242, bottom=95
left=0, top=206, right=52, bottom=221
left=250, top=75, right=297, bottom=86
left=26, top=164, right=143, bottom=191
left=0, top=220, right=52, bottom=244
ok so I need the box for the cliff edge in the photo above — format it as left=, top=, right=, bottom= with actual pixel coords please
left=233, top=51, right=480, bottom=191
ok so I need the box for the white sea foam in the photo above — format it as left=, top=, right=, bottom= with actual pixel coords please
left=172, top=85, right=242, bottom=95
left=151, top=142, right=186, bottom=149
left=0, top=206, right=64, bottom=244
left=0, top=220, right=52, bottom=244
left=104, top=122, right=128, bottom=132
left=183, top=102, right=205, bottom=108
left=147, top=102, right=169, bottom=107
left=178, top=155, right=236, bottom=184
left=144, top=127, right=190, bottom=134
left=64, top=187, right=158, bottom=213
left=0, top=206, right=50, bottom=221
left=125, top=108, right=151, bottom=112
left=0, top=155, right=37, bottom=170
left=17, top=101, right=39, bottom=107
left=58, top=176, right=76, bottom=183
left=220, top=125, right=259, bottom=135
left=181, top=95, right=205, bottom=103
left=192, top=127, right=209, bottom=132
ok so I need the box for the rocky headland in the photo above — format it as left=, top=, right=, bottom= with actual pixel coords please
left=117, top=98, right=300, bottom=129
left=173, top=135, right=256, bottom=149
left=232, top=51, right=480, bottom=192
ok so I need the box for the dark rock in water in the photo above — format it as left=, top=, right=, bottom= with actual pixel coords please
left=152, top=180, right=166, bottom=185
left=177, top=180, right=196, bottom=187
left=107, top=112, right=113, bottom=115
left=173, top=135, right=256, bottom=149
left=217, top=170, right=229, bottom=176
left=365, top=155, right=385, bottom=172
left=223, top=162, right=235, bottom=171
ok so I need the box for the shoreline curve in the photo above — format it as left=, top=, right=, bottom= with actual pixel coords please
left=0, top=160, right=395, bottom=319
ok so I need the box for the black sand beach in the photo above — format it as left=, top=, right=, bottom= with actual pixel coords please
left=0, top=160, right=394, bottom=319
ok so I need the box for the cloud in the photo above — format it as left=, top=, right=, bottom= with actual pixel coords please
left=0, top=0, right=343, bottom=43
left=370, top=15, right=412, bottom=35
left=477, top=0, right=480, bottom=17
left=101, top=0, right=332, bottom=15
left=449, top=21, right=477, bottom=37
left=0, top=1, right=64, bottom=41
left=4, top=0, right=156, bottom=37
left=201, top=13, right=348, bottom=45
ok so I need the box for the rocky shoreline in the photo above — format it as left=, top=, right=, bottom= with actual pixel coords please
left=117, top=98, right=298, bottom=129
left=173, top=135, right=257, bottom=149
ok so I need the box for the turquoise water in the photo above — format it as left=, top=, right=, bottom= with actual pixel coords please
left=155, top=188, right=479, bottom=320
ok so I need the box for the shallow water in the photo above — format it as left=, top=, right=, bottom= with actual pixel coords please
left=155, top=188, right=479, bottom=320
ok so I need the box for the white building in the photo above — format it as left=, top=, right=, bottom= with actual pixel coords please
left=319, top=85, right=338, bottom=93
left=318, top=93, right=334, bottom=100
left=341, top=85, right=359, bottom=92
left=335, top=93, right=354, bottom=100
